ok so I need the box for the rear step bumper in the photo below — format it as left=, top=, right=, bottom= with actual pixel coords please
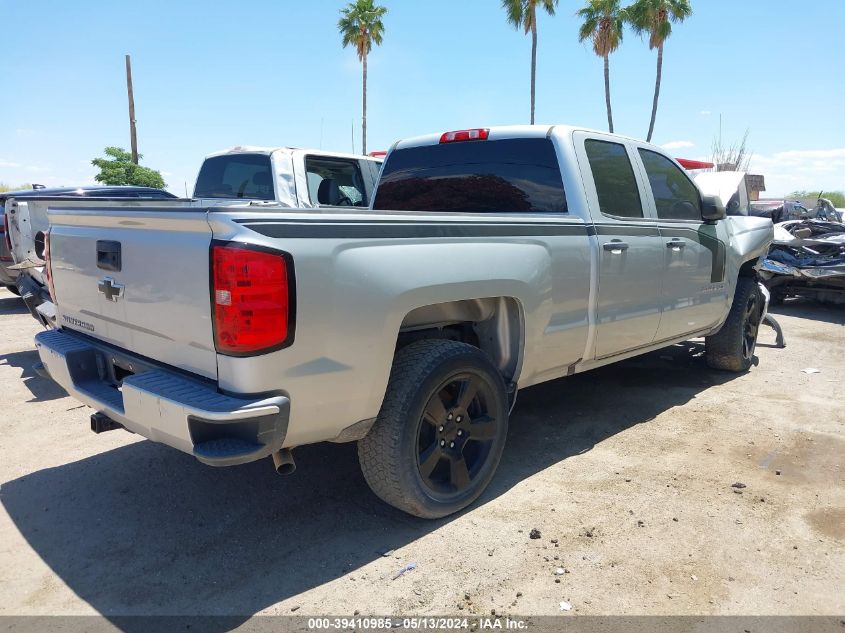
left=34, top=329, right=290, bottom=467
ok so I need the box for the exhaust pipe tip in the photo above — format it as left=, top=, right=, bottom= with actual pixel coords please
left=271, top=449, right=296, bottom=475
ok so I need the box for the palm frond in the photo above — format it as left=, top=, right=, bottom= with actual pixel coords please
left=577, top=14, right=599, bottom=42
left=625, top=0, right=691, bottom=48
left=502, top=0, right=525, bottom=29
left=502, top=0, right=558, bottom=32
left=667, top=0, right=692, bottom=20
left=338, top=0, right=388, bottom=60
left=542, top=0, right=559, bottom=16
left=577, top=0, right=624, bottom=56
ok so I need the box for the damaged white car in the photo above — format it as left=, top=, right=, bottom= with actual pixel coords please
left=762, top=220, right=845, bottom=305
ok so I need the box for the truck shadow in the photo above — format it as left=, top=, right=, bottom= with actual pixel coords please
left=1, top=343, right=737, bottom=627
left=0, top=294, right=29, bottom=316
left=768, top=298, right=845, bottom=326
left=491, top=341, right=733, bottom=493
left=0, top=349, right=68, bottom=402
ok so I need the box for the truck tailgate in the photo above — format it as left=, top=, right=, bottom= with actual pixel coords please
left=48, top=207, right=217, bottom=379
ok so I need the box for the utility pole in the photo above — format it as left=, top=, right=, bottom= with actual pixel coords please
left=125, top=54, right=138, bottom=164
left=719, top=113, right=722, bottom=147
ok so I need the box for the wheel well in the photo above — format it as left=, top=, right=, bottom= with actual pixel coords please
left=739, top=258, right=760, bottom=279
left=397, top=297, right=523, bottom=384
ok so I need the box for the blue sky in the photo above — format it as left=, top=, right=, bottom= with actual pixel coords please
left=1, top=0, right=843, bottom=197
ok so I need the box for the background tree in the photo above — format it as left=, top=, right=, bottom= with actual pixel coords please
left=710, top=129, right=752, bottom=172
left=628, top=0, right=692, bottom=141
left=503, top=0, right=559, bottom=125
left=91, top=147, right=166, bottom=188
left=338, top=0, right=387, bottom=155
left=0, top=183, right=32, bottom=193
left=577, top=0, right=625, bottom=133
left=789, top=190, right=845, bottom=207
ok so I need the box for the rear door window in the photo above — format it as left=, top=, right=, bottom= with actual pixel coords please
left=638, top=149, right=702, bottom=221
left=373, top=138, right=567, bottom=213
left=194, top=154, right=274, bottom=200
left=584, top=139, right=643, bottom=219
left=305, top=156, right=368, bottom=207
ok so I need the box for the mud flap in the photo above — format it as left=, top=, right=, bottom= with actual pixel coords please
left=758, top=283, right=786, bottom=349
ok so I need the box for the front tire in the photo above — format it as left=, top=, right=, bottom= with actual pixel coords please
left=705, top=277, right=763, bottom=372
left=358, top=340, right=509, bottom=519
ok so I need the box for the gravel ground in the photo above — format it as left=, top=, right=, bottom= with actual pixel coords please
left=0, top=286, right=842, bottom=622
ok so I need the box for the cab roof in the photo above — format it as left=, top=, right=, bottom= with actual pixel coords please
left=205, top=146, right=382, bottom=163
left=391, top=124, right=658, bottom=151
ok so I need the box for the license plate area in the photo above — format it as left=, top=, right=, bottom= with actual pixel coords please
left=65, top=348, right=127, bottom=414
left=74, top=347, right=143, bottom=389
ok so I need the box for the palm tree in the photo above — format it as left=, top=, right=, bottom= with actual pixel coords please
left=338, top=0, right=388, bottom=154
left=577, top=0, right=625, bottom=133
left=627, top=0, right=692, bottom=141
left=502, top=0, right=559, bottom=125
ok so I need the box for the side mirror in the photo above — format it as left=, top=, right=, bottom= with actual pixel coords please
left=701, top=194, right=726, bottom=224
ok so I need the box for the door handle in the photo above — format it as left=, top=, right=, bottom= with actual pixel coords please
left=603, top=241, right=629, bottom=252
left=96, top=240, right=122, bottom=272
left=666, top=239, right=685, bottom=250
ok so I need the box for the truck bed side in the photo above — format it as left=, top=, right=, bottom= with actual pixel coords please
left=207, top=208, right=593, bottom=447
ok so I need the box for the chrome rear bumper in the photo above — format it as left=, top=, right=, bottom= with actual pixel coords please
left=34, top=329, right=290, bottom=466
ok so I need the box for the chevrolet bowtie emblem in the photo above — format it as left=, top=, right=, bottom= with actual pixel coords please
left=97, top=277, right=124, bottom=302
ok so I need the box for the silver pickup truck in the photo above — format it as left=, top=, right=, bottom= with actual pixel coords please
left=34, top=125, right=773, bottom=518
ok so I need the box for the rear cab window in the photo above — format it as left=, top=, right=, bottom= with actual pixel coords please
left=194, top=153, right=274, bottom=200
left=373, top=138, right=567, bottom=213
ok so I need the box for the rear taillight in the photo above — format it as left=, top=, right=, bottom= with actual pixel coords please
left=211, top=243, right=294, bottom=355
left=440, top=128, right=489, bottom=144
left=0, top=214, right=11, bottom=262
left=44, top=230, right=56, bottom=303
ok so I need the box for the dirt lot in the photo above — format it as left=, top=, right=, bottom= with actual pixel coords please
left=0, top=286, right=843, bottom=622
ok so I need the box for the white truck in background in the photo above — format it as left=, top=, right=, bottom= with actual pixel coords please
left=694, top=171, right=752, bottom=216
left=193, top=146, right=382, bottom=208
left=5, top=147, right=382, bottom=325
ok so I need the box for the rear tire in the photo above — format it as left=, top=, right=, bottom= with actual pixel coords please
left=705, top=277, right=762, bottom=372
left=358, top=340, right=509, bottom=519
